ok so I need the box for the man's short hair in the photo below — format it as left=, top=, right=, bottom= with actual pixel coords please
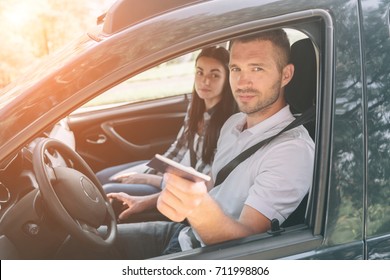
left=231, top=29, right=291, bottom=71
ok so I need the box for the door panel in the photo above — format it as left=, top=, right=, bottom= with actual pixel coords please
left=362, top=0, right=390, bottom=259
left=101, top=113, right=184, bottom=157
left=68, top=94, right=190, bottom=172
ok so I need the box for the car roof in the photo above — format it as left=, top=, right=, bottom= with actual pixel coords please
left=101, top=0, right=206, bottom=34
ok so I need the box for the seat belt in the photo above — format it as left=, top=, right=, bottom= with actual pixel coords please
left=214, top=106, right=315, bottom=187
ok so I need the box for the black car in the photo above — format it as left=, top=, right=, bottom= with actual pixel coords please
left=0, top=0, right=389, bottom=260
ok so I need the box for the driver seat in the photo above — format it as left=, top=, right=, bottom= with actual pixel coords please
left=285, top=37, right=317, bottom=140
left=281, top=37, right=317, bottom=227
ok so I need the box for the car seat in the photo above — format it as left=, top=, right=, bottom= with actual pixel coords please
left=285, top=37, right=317, bottom=140
left=281, top=37, right=317, bottom=227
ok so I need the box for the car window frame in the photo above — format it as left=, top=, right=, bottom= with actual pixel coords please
left=141, top=10, right=334, bottom=259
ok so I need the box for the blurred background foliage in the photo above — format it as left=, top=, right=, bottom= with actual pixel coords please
left=0, top=0, right=114, bottom=88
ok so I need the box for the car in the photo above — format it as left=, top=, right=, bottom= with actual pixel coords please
left=0, top=0, right=389, bottom=260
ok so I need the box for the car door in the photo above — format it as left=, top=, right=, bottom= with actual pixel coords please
left=362, top=0, right=390, bottom=259
left=67, top=54, right=196, bottom=173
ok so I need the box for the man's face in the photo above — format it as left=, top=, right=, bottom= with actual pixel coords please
left=229, top=40, right=289, bottom=116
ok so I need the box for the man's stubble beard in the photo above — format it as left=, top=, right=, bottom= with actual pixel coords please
left=236, top=79, right=282, bottom=116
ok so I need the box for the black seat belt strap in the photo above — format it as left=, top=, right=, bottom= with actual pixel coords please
left=214, top=106, right=315, bottom=187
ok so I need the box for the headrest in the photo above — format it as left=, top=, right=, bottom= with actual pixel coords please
left=285, top=38, right=317, bottom=114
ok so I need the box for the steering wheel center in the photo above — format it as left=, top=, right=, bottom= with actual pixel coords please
left=80, top=176, right=99, bottom=203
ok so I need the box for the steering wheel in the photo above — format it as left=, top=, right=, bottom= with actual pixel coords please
left=33, top=138, right=117, bottom=249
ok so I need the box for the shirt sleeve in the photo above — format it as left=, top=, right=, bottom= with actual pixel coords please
left=162, top=105, right=191, bottom=162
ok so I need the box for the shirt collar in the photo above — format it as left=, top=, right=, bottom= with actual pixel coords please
left=234, top=105, right=294, bottom=136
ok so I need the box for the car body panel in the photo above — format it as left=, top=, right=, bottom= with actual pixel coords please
left=361, top=0, right=390, bottom=259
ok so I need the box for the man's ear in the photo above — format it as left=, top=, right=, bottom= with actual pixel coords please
left=281, top=63, right=294, bottom=88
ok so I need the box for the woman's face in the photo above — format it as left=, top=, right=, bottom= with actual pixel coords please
left=194, top=56, right=227, bottom=108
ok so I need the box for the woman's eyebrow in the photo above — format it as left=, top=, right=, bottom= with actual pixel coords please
left=197, top=66, right=222, bottom=72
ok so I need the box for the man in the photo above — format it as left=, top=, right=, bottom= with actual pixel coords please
left=62, top=29, right=314, bottom=259
left=156, top=29, right=314, bottom=250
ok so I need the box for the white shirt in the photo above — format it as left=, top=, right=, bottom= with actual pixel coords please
left=210, top=105, right=314, bottom=223
left=179, top=105, right=315, bottom=250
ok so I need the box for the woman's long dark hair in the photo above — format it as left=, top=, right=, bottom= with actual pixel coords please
left=186, top=46, right=237, bottom=165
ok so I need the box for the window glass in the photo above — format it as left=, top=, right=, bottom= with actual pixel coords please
left=285, top=28, right=308, bottom=43
left=82, top=50, right=200, bottom=108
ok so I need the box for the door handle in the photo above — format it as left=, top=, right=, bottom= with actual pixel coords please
left=86, top=134, right=107, bottom=144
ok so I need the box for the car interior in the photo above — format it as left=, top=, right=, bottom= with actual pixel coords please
left=0, top=26, right=319, bottom=259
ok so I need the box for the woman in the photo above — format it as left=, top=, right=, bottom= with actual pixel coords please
left=102, top=46, right=237, bottom=220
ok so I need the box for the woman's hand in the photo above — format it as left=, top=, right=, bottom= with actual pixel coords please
left=107, top=192, right=156, bottom=221
left=113, top=173, right=163, bottom=187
